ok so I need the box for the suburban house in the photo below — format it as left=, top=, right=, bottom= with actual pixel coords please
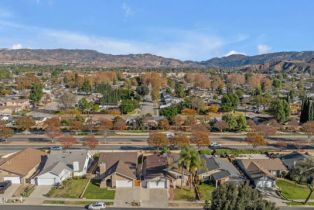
left=197, top=155, right=245, bottom=187
left=280, top=152, right=310, bottom=170
left=236, top=158, right=287, bottom=188
left=141, top=154, right=171, bottom=189
left=97, top=152, right=139, bottom=188
left=165, top=154, right=190, bottom=188
left=0, top=98, right=31, bottom=114
left=33, top=150, right=92, bottom=186
left=0, top=148, right=46, bottom=184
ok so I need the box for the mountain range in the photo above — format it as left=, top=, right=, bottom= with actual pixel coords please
left=0, top=48, right=314, bottom=72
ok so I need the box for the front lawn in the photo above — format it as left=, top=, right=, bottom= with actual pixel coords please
left=47, top=178, right=89, bottom=198
left=174, top=183, right=215, bottom=201
left=277, top=179, right=314, bottom=200
left=83, top=180, right=115, bottom=199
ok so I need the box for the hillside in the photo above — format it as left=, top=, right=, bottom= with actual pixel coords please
left=0, top=48, right=314, bottom=72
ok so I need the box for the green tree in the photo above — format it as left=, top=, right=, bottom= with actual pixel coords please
left=211, top=183, right=278, bottom=210
left=120, top=99, right=139, bottom=114
left=221, top=93, right=239, bottom=112
left=222, top=114, right=247, bottom=131
left=175, top=82, right=185, bottom=98
left=78, top=98, right=93, bottom=113
left=29, top=83, right=43, bottom=105
left=178, top=147, right=201, bottom=199
left=270, top=98, right=290, bottom=123
left=160, top=105, right=179, bottom=123
left=80, top=79, right=92, bottom=93
left=300, top=97, right=314, bottom=123
left=290, top=157, right=314, bottom=204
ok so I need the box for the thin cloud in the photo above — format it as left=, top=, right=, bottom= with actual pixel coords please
left=11, top=43, right=23, bottom=49
left=0, top=19, right=247, bottom=60
left=225, top=50, right=246, bottom=57
left=257, top=44, right=272, bottom=54
left=122, top=2, right=135, bottom=18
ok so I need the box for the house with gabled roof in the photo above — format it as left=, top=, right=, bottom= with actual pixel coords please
left=97, top=152, right=139, bottom=188
left=236, top=158, right=287, bottom=188
left=33, top=150, right=92, bottom=186
left=0, top=148, right=46, bottom=184
left=197, top=154, right=245, bottom=187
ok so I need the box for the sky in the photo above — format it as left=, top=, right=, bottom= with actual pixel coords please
left=0, top=0, right=313, bottom=61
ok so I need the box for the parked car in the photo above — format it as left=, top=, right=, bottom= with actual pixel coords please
left=0, top=138, right=6, bottom=143
left=210, top=142, right=221, bottom=148
left=166, top=132, right=175, bottom=139
left=87, top=202, right=106, bottom=209
left=49, top=146, right=63, bottom=150
left=0, top=181, right=12, bottom=194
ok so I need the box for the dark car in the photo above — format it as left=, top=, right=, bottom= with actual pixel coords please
left=0, top=181, right=12, bottom=194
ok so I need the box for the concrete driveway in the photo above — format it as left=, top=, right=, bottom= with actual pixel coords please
left=114, top=188, right=168, bottom=207
left=0, top=184, right=20, bottom=199
left=29, top=185, right=52, bottom=198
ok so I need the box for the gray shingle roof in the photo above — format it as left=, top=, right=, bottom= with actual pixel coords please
left=281, top=152, right=309, bottom=170
left=39, top=150, right=90, bottom=176
left=198, top=154, right=240, bottom=177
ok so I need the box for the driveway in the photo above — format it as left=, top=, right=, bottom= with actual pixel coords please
left=29, top=185, right=52, bottom=198
left=114, top=188, right=168, bottom=207
left=0, top=184, right=20, bottom=199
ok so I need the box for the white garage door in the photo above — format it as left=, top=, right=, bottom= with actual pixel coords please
left=36, top=178, right=56, bottom=186
left=147, top=180, right=166, bottom=189
left=116, top=180, right=133, bottom=188
left=4, top=177, right=21, bottom=184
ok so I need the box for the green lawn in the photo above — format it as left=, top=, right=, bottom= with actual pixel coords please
left=83, top=180, right=115, bottom=199
left=174, top=183, right=215, bottom=201
left=277, top=179, right=314, bottom=200
left=287, top=201, right=314, bottom=206
left=47, top=179, right=89, bottom=198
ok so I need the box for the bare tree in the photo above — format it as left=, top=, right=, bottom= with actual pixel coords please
left=59, top=91, right=76, bottom=109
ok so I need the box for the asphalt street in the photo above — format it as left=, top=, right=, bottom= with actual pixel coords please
left=0, top=205, right=309, bottom=210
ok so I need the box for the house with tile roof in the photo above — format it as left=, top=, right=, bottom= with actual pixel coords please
left=0, top=148, right=46, bottom=184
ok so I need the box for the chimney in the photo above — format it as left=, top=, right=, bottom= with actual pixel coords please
left=73, top=161, right=79, bottom=172
left=99, top=163, right=106, bottom=174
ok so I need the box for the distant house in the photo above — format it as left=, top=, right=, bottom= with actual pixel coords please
left=97, top=152, right=139, bottom=188
left=33, top=150, right=92, bottom=186
left=197, top=155, right=245, bottom=187
left=142, top=154, right=170, bottom=189
left=0, top=148, right=46, bottom=184
left=0, top=98, right=30, bottom=114
left=236, top=158, right=287, bottom=188
left=281, top=152, right=310, bottom=170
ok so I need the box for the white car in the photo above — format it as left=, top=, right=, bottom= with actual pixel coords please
left=166, top=132, right=175, bottom=139
left=87, top=202, right=106, bottom=210
left=210, top=142, right=221, bottom=148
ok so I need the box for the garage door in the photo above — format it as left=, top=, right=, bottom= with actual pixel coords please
left=116, top=180, right=133, bottom=188
left=147, top=180, right=166, bottom=189
left=36, top=178, right=56, bottom=186
left=4, top=177, right=21, bottom=184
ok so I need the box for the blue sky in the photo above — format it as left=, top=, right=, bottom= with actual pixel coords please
left=0, top=0, right=313, bottom=61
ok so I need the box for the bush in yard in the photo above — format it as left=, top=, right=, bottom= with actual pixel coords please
left=211, top=183, right=278, bottom=210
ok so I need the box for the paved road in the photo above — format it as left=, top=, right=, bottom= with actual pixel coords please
left=0, top=205, right=309, bottom=210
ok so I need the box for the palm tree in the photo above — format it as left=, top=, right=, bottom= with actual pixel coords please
left=290, top=157, right=314, bottom=204
left=178, top=147, right=201, bottom=199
